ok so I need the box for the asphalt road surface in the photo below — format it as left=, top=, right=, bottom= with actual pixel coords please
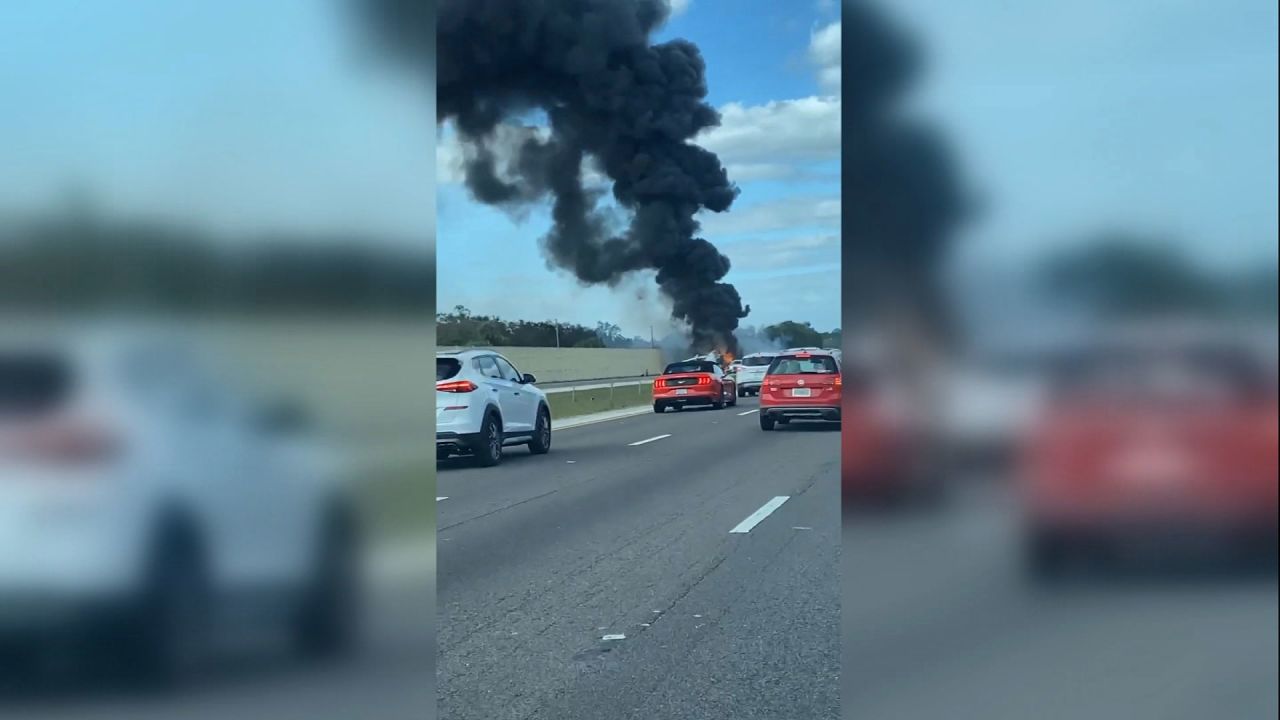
left=0, top=544, right=434, bottom=720
left=437, top=396, right=842, bottom=720
left=842, top=476, right=1279, bottom=720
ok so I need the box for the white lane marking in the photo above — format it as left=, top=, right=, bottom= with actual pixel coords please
left=602, top=634, right=626, bottom=641
left=436, top=497, right=448, bottom=501
left=629, top=434, right=671, bottom=446
left=729, top=496, right=790, bottom=534
left=792, top=526, right=812, bottom=531
left=737, top=408, right=759, bottom=416
left=554, top=406, right=653, bottom=431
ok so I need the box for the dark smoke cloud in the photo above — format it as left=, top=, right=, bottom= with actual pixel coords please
left=362, top=0, right=750, bottom=353
left=841, top=0, right=968, bottom=345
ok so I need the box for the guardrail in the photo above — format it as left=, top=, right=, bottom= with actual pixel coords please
left=542, top=377, right=654, bottom=394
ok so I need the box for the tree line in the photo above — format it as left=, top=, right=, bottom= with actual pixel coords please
left=437, top=306, right=841, bottom=351
left=0, top=209, right=433, bottom=315
left=1038, top=232, right=1278, bottom=320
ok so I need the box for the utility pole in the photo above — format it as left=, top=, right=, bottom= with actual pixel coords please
left=554, top=320, right=560, bottom=348
left=650, top=326, right=655, bottom=348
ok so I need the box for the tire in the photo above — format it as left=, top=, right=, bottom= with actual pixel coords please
left=653, top=402, right=665, bottom=414
left=474, top=412, right=503, bottom=467
left=728, top=388, right=738, bottom=406
left=1026, top=528, right=1069, bottom=583
left=737, top=387, right=746, bottom=398
left=294, top=506, right=360, bottom=660
left=712, top=388, right=726, bottom=410
left=126, top=521, right=212, bottom=687
left=760, top=414, right=776, bottom=431
left=528, top=406, right=552, bottom=454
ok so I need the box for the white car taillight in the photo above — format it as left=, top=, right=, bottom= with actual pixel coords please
left=1, top=419, right=121, bottom=466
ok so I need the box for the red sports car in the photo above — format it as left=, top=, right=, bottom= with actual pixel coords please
left=653, top=359, right=737, bottom=412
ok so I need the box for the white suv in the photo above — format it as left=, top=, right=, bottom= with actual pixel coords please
left=734, top=352, right=777, bottom=397
left=436, top=349, right=552, bottom=466
left=0, top=325, right=358, bottom=682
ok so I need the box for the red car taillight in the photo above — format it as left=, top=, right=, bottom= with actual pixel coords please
left=437, top=380, right=478, bottom=393
left=654, top=378, right=665, bottom=389
left=699, top=375, right=711, bottom=386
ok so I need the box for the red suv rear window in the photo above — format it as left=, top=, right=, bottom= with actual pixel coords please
left=767, top=354, right=838, bottom=375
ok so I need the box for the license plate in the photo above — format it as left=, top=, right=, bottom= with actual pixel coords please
left=791, top=388, right=811, bottom=397
left=676, top=389, right=689, bottom=395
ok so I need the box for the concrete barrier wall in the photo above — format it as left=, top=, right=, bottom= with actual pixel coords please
left=438, top=345, right=665, bottom=383
left=202, top=319, right=434, bottom=437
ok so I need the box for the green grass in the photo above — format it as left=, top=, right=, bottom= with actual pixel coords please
left=356, top=457, right=435, bottom=542
left=547, top=381, right=653, bottom=419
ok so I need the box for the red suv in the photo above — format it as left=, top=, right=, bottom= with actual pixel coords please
left=759, top=351, right=841, bottom=430
left=1021, top=335, right=1279, bottom=577
left=653, top=359, right=737, bottom=412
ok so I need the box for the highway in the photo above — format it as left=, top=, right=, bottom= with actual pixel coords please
left=842, top=475, right=1279, bottom=720
left=437, top=396, right=842, bottom=720
left=0, top=542, right=434, bottom=720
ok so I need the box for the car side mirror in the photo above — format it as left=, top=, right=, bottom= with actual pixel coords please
left=254, top=398, right=311, bottom=436
left=522, top=373, right=537, bottom=384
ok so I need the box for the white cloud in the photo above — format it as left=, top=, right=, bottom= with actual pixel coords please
left=700, top=196, right=841, bottom=236
left=437, top=123, right=608, bottom=189
left=809, top=21, right=841, bottom=94
left=440, top=95, right=841, bottom=192
left=668, top=0, right=691, bottom=17
left=437, top=131, right=465, bottom=184
left=696, top=96, right=840, bottom=181
left=725, top=233, right=840, bottom=271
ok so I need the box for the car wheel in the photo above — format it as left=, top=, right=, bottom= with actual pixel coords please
left=713, top=391, right=726, bottom=410
left=737, top=387, right=745, bottom=398
left=729, top=389, right=738, bottom=406
left=760, top=414, right=776, bottom=431
left=474, top=412, right=503, bottom=467
left=653, top=402, right=665, bottom=414
left=528, top=406, right=552, bottom=454
left=294, top=506, right=360, bottom=660
left=1026, top=528, right=1070, bottom=583
left=126, top=522, right=212, bottom=687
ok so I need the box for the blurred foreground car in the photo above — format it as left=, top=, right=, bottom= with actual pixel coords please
left=1021, top=332, right=1279, bottom=578
left=733, top=352, right=775, bottom=397
left=760, top=350, right=840, bottom=430
left=838, top=353, right=942, bottom=504
left=436, top=349, right=552, bottom=466
left=653, top=358, right=737, bottom=412
left=0, top=328, right=358, bottom=682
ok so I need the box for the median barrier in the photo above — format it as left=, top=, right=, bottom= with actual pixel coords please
left=545, top=378, right=654, bottom=418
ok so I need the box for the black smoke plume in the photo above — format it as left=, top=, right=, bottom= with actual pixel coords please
left=362, top=0, right=750, bottom=353
left=842, top=0, right=968, bottom=346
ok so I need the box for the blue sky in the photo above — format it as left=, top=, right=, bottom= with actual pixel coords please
left=891, top=0, right=1278, bottom=273
left=1, top=0, right=435, bottom=248
left=5, top=0, right=1272, bottom=336
left=436, top=0, right=843, bottom=337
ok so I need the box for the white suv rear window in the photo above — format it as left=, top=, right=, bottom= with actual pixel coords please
left=437, top=358, right=462, bottom=381
left=0, top=354, right=72, bottom=415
